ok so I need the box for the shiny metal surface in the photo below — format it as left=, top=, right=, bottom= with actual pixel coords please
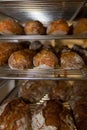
left=0, top=0, right=85, bottom=24
left=0, top=35, right=87, bottom=41
left=0, top=80, right=15, bottom=103
left=0, top=66, right=86, bottom=80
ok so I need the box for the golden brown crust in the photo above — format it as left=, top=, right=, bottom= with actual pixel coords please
left=73, top=18, right=87, bottom=34
left=61, top=51, right=84, bottom=69
left=8, top=49, right=36, bottom=70
left=0, top=18, right=24, bottom=35
left=0, top=98, right=31, bottom=130
left=24, top=20, right=46, bottom=35
left=0, top=42, right=23, bottom=66
left=47, top=19, right=69, bottom=35
left=33, top=49, right=58, bottom=67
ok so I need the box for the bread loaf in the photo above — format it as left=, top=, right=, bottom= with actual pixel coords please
left=32, top=99, right=75, bottom=130
left=33, top=49, right=58, bottom=68
left=47, top=19, right=69, bottom=35
left=61, top=51, right=84, bottom=69
left=8, top=49, right=36, bottom=70
left=0, top=18, right=24, bottom=35
left=19, top=80, right=58, bottom=103
left=73, top=18, right=87, bottom=35
left=0, top=97, right=31, bottom=130
left=0, top=42, right=24, bottom=66
left=24, top=20, right=46, bottom=35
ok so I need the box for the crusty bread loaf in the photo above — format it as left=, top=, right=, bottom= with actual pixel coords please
left=0, top=97, right=31, bottom=130
left=61, top=51, right=84, bottom=69
left=47, top=19, right=69, bottom=35
left=72, top=44, right=87, bottom=65
left=8, top=49, right=36, bottom=70
left=19, top=80, right=58, bottom=103
left=73, top=18, right=87, bottom=35
left=0, top=42, right=24, bottom=66
left=32, top=99, right=75, bottom=130
left=0, top=18, right=24, bottom=35
left=24, top=20, right=46, bottom=35
left=33, top=49, right=58, bottom=68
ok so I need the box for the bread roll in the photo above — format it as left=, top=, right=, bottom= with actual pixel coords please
left=33, top=49, right=58, bottom=68
left=24, top=20, right=46, bottom=35
left=47, top=19, right=69, bottom=35
left=61, top=51, right=84, bottom=69
left=32, top=99, right=75, bottom=130
left=0, top=18, right=24, bottom=35
left=8, top=49, right=36, bottom=70
left=19, top=80, right=58, bottom=103
left=73, top=18, right=87, bottom=35
left=0, top=98, right=31, bottom=130
left=0, top=42, right=24, bottom=66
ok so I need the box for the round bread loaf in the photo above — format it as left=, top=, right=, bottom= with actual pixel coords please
left=8, top=49, right=36, bottom=70
left=47, top=19, right=69, bottom=35
left=24, top=20, right=46, bottom=35
left=61, top=51, right=84, bottom=69
left=0, top=98, right=31, bottom=130
left=73, top=18, right=87, bottom=35
left=0, top=18, right=24, bottom=35
left=33, top=49, right=58, bottom=68
left=0, top=42, right=24, bottom=66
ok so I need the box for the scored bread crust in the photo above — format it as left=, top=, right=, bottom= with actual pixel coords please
left=0, top=42, right=24, bottom=66
left=61, top=51, right=84, bottom=69
left=32, top=100, right=75, bottom=130
left=47, top=19, right=69, bottom=35
left=33, top=49, right=58, bottom=68
left=0, top=98, right=31, bottom=130
left=0, top=18, right=24, bottom=35
left=8, top=49, right=36, bottom=70
left=24, top=20, right=46, bottom=35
